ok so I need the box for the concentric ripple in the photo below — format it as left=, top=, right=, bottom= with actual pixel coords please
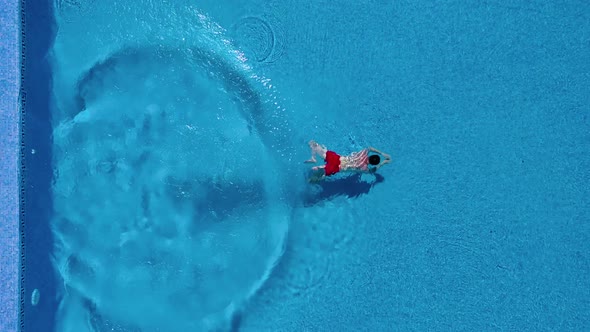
left=282, top=249, right=334, bottom=294
left=232, top=16, right=285, bottom=63
left=51, top=44, right=289, bottom=332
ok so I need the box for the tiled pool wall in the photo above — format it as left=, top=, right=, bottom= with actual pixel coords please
left=0, top=0, right=20, bottom=331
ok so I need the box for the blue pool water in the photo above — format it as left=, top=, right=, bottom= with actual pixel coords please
left=19, top=0, right=590, bottom=331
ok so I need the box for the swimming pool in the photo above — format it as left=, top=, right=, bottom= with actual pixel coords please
left=3, top=0, right=590, bottom=331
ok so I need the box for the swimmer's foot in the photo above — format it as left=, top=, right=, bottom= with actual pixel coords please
left=308, top=175, right=323, bottom=183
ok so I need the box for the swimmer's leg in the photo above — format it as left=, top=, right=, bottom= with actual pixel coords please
left=305, top=140, right=327, bottom=163
left=308, top=166, right=326, bottom=183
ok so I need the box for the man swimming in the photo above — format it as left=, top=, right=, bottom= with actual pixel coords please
left=304, top=140, right=391, bottom=182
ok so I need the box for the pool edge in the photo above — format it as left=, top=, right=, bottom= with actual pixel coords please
left=0, top=1, right=21, bottom=332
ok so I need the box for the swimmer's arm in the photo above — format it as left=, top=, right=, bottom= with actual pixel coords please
left=368, top=147, right=391, bottom=160
left=367, top=147, right=391, bottom=173
left=374, top=157, right=392, bottom=171
left=376, top=159, right=391, bottom=170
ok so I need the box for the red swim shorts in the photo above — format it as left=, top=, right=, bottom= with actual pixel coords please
left=325, top=151, right=341, bottom=176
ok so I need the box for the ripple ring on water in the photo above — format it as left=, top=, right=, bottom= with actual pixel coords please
left=232, top=16, right=284, bottom=63
left=283, top=251, right=333, bottom=294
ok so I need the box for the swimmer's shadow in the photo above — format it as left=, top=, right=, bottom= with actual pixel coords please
left=303, top=173, right=385, bottom=206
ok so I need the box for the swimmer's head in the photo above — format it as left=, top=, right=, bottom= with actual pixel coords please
left=369, top=155, right=380, bottom=165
